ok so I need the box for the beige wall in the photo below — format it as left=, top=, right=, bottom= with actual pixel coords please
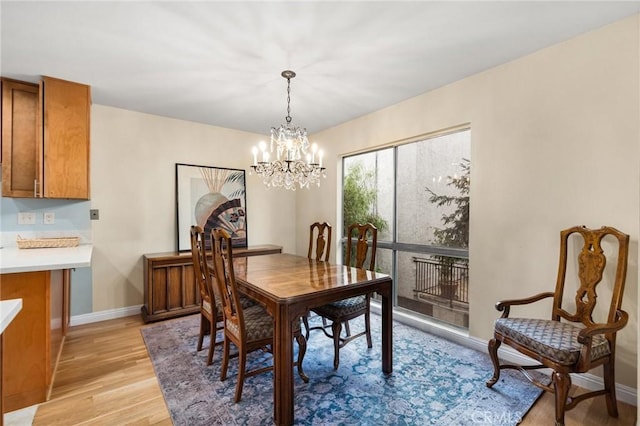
left=89, top=15, right=638, bottom=390
left=90, top=106, right=297, bottom=313
left=297, top=16, right=639, bottom=389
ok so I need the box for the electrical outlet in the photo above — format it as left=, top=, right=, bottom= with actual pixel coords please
left=18, top=212, right=36, bottom=225
left=44, top=212, right=55, bottom=224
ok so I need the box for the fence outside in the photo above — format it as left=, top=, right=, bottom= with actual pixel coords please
left=413, top=256, right=469, bottom=306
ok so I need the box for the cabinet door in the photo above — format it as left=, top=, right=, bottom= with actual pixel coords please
left=1, top=271, right=49, bottom=411
left=41, top=76, right=91, bottom=199
left=1, top=79, right=39, bottom=197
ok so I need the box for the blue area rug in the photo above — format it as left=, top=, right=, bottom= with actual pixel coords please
left=141, top=313, right=543, bottom=425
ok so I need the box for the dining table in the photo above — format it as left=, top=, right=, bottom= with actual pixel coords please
left=231, top=253, right=393, bottom=426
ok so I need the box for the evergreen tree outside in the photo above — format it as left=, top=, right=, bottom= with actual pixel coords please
left=425, top=158, right=470, bottom=292
left=426, top=158, right=470, bottom=250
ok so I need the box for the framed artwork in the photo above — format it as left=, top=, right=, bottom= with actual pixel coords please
left=176, top=163, right=247, bottom=251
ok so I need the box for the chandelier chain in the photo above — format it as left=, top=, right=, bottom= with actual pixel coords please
left=286, top=77, right=292, bottom=124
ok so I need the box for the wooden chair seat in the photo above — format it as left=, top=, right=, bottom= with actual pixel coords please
left=225, top=304, right=304, bottom=353
left=226, top=304, right=274, bottom=341
left=312, top=295, right=367, bottom=318
left=495, top=318, right=611, bottom=365
left=205, top=293, right=254, bottom=314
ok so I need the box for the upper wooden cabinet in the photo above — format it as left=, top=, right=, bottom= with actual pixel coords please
left=1, top=76, right=91, bottom=199
left=40, top=76, right=91, bottom=199
left=1, top=79, right=39, bottom=197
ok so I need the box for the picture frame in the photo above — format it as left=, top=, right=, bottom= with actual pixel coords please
left=176, top=163, right=247, bottom=252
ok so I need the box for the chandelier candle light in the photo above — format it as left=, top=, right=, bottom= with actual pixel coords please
left=250, top=70, right=326, bottom=190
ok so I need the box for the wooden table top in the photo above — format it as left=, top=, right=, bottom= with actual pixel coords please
left=232, top=253, right=390, bottom=303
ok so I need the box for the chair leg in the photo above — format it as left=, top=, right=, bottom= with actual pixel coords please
left=206, top=318, right=215, bottom=366
left=302, top=313, right=311, bottom=340
left=220, top=337, right=230, bottom=381
left=295, top=331, right=309, bottom=383
left=344, top=320, right=351, bottom=337
left=486, top=337, right=502, bottom=387
left=552, top=371, right=571, bottom=426
left=332, top=320, right=342, bottom=369
left=603, top=360, right=619, bottom=417
left=197, top=314, right=206, bottom=351
left=365, top=308, right=372, bottom=348
left=234, top=347, right=246, bottom=403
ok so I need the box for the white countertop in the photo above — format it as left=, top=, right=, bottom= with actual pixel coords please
left=0, top=299, right=22, bottom=334
left=0, top=245, right=93, bottom=274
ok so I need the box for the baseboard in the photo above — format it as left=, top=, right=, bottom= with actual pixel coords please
left=70, top=305, right=142, bottom=326
left=371, top=303, right=637, bottom=407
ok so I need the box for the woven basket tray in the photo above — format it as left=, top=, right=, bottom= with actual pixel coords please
left=16, top=236, right=80, bottom=249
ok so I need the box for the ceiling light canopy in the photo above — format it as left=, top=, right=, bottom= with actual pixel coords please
left=250, top=70, right=325, bottom=190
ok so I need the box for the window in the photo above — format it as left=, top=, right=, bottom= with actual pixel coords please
left=342, top=128, right=470, bottom=328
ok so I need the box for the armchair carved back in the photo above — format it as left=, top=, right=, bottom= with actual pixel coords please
left=552, top=226, right=629, bottom=334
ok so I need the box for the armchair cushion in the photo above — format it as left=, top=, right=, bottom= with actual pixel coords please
left=495, top=318, right=610, bottom=366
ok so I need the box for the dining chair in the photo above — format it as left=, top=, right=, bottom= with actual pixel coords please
left=189, top=225, right=223, bottom=366
left=309, top=222, right=377, bottom=369
left=210, top=228, right=309, bottom=403
left=308, top=221, right=332, bottom=261
left=486, top=225, right=630, bottom=426
left=303, top=222, right=332, bottom=336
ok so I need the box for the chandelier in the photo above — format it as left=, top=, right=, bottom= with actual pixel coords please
left=250, top=70, right=326, bottom=190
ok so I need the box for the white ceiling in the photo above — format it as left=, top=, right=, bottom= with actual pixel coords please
left=1, top=1, right=639, bottom=135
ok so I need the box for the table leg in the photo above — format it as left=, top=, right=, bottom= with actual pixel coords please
left=273, top=305, right=294, bottom=425
left=381, top=280, right=393, bottom=374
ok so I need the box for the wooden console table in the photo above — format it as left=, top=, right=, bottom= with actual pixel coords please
left=141, top=245, right=282, bottom=323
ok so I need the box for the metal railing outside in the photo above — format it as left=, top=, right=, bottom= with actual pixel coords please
left=413, top=256, right=469, bottom=305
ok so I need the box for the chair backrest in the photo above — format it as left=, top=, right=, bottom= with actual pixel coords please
left=308, top=222, right=332, bottom=261
left=345, top=223, right=378, bottom=270
left=552, top=225, right=629, bottom=332
left=210, top=228, right=245, bottom=339
left=190, top=225, right=215, bottom=306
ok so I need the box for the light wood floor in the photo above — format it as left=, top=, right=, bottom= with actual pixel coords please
left=30, top=315, right=636, bottom=425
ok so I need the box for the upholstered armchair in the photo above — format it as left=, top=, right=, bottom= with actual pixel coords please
left=486, top=225, right=630, bottom=426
